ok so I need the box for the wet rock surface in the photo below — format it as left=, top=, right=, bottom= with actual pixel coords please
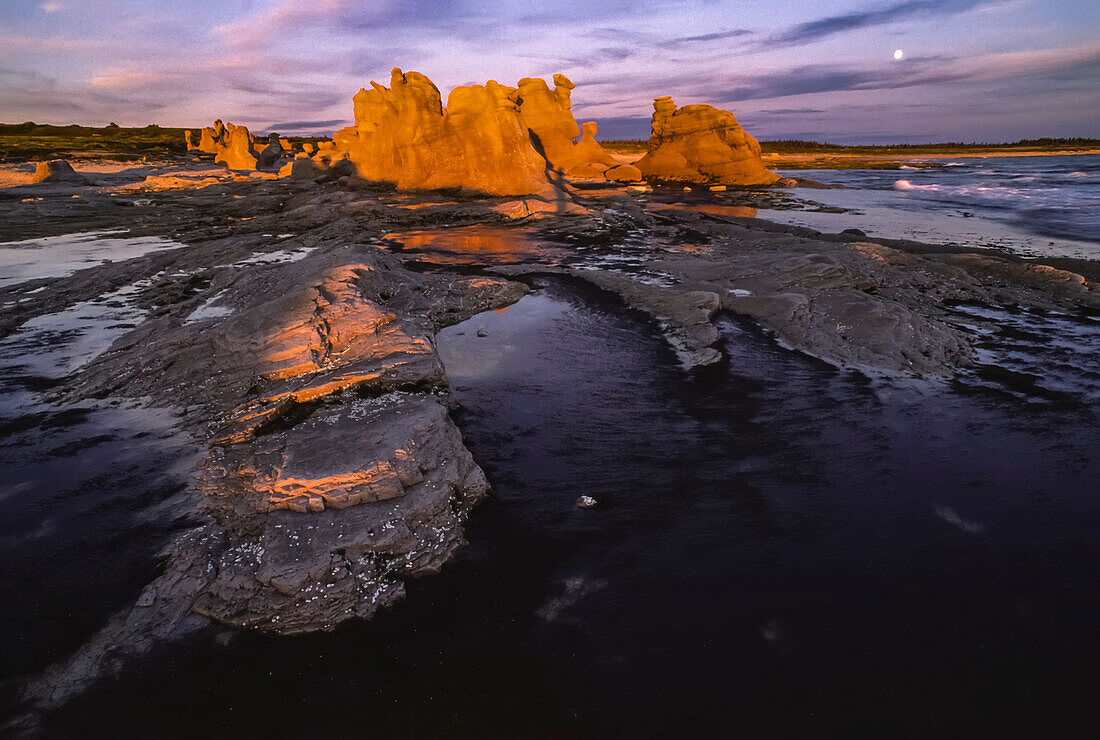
left=1, top=158, right=1097, bottom=726
left=2, top=172, right=528, bottom=721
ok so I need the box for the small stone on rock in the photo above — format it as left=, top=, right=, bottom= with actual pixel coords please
left=576, top=495, right=598, bottom=509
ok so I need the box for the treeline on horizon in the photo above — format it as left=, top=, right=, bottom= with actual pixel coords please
left=0, top=122, right=318, bottom=160
left=0, top=121, right=189, bottom=160
left=601, top=137, right=1100, bottom=154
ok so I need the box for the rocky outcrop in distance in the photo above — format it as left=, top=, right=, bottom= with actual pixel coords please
left=31, top=159, right=89, bottom=184
left=277, top=140, right=355, bottom=182
left=189, top=120, right=267, bottom=171
left=183, top=72, right=786, bottom=192
left=635, top=97, right=787, bottom=187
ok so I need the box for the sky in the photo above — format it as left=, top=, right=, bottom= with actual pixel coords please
left=1, top=0, right=1098, bottom=143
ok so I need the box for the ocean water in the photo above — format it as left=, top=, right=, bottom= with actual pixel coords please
left=768, top=154, right=1100, bottom=259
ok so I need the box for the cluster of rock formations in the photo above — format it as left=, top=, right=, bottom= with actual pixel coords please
left=186, top=120, right=293, bottom=171
left=278, top=140, right=355, bottom=182
left=332, top=69, right=552, bottom=196
left=331, top=68, right=645, bottom=194
left=180, top=69, right=782, bottom=196
left=635, top=97, right=787, bottom=187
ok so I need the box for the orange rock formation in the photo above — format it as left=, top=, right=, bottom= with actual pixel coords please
left=516, top=75, right=628, bottom=181
left=191, top=119, right=262, bottom=170
left=333, top=68, right=555, bottom=197
left=635, top=96, right=783, bottom=187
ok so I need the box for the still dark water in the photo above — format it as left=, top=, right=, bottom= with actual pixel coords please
left=30, top=276, right=1100, bottom=737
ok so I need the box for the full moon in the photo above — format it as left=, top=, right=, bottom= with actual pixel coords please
left=893, top=49, right=905, bottom=60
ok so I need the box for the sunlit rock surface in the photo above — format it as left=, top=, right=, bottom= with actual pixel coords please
left=604, top=162, right=644, bottom=183
left=216, top=123, right=260, bottom=170
left=193, top=119, right=262, bottom=170
left=635, top=96, right=784, bottom=187
left=187, top=70, right=627, bottom=191
left=256, top=134, right=284, bottom=169
left=515, top=75, right=623, bottom=181
left=333, top=67, right=556, bottom=197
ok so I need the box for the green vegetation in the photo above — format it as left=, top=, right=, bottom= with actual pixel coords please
left=599, top=139, right=649, bottom=154
left=0, top=122, right=337, bottom=162
left=0, top=122, right=191, bottom=161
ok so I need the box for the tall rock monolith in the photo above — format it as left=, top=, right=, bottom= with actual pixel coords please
left=635, top=97, right=782, bottom=187
left=333, top=68, right=556, bottom=197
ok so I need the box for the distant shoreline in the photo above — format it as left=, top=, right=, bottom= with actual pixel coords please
left=760, top=148, right=1100, bottom=170
left=595, top=138, right=1100, bottom=169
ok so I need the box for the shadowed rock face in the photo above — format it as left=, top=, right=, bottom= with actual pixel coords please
left=31, top=159, right=88, bottom=184
left=256, top=134, right=284, bottom=169
left=636, top=97, right=784, bottom=187
left=334, top=68, right=556, bottom=197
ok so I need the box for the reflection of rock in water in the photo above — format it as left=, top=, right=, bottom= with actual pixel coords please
left=382, top=226, right=543, bottom=265
left=649, top=202, right=758, bottom=219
